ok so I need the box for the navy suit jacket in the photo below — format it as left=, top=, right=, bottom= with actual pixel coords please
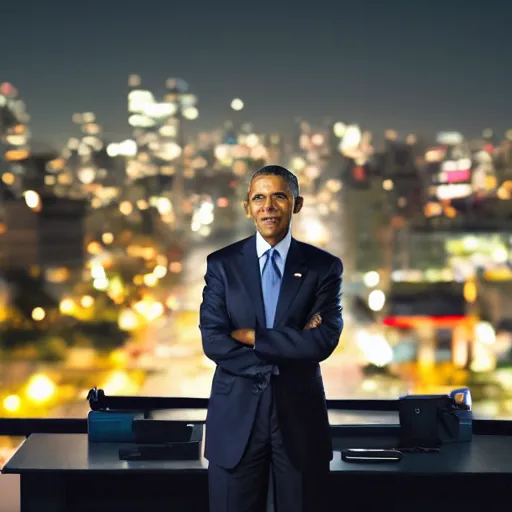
left=199, top=234, right=343, bottom=471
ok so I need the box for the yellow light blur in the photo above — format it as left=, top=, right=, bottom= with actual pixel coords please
left=118, top=309, right=141, bottom=331
left=1, top=172, right=15, bottom=185
left=93, top=278, right=109, bottom=290
left=497, top=187, right=511, bottom=200
left=133, top=298, right=164, bottom=321
left=143, top=274, right=158, bottom=287
left=5, top=149, right=30, bottom=161
left=166, top=295, right=179, bottom=309
left=383, top=179, right=393, bottom=191
left=102, top=232, right=114, bottom=244
left=59, top=298, right=75, bottom=315
left=169, top=262, right=183, bottom=273
left=81, top=295, right=94, bottom=308
left=31, top=307, right=46, bottom=321
left=110, top=349, right=128, bottom=368
left=26, top=374, right=56, bottom=403
left=3, top=394, right=21, bottom=413
left=153, top=265, right=167, bottom=278
left=119, top=201, right=133, bottom=215
left=102, top=371, right=136, bottom=395
left=87, top=241, right=103, bottom=255
left=463, top=281, right=477, bottom=303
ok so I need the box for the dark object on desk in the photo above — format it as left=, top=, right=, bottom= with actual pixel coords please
left=399, top=388, right=472, bottom=449
left=88, top=410, right=203, bottom=460
left=88, top=411, right=143, bottom=443
left=342, top=448, right=402, bottom=463
left=86, top=386, right=207, bottom=412
left=132, top=417, right=200, bottom=444
left=119, top=441, right=201, bottom=461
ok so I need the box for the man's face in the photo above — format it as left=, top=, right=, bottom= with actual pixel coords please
left=243, top=174, right=303, bottom=245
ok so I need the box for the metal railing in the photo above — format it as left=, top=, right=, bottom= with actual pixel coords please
left=0, top=396, right=511, bottom=438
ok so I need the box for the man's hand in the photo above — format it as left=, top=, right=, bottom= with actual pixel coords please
left=232, top=315, right=322, bottom=346
left=231, top=329, right=256, bottom=346
left=304, top=313, right=322, bottom=330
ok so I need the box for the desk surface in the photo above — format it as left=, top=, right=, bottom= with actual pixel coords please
left=4, top=433, right=512, bottom=476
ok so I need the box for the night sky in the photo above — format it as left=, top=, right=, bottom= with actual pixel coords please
left=2, top=1, right=511, bottom=149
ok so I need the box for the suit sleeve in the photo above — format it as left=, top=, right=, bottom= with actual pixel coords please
left=199, top=255, right=273, bottom=377
left=254, top=257, right=343, bottom=363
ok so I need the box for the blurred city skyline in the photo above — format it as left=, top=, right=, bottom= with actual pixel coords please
left=2, top=1, right=512, bottom=149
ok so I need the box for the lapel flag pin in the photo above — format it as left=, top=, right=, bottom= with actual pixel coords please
left=294, top=273, right=302, bottom=278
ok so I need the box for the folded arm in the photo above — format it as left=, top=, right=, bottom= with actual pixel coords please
left=253, top=257, right=344, bottom=363
left=199, top=256, right=273, bottom=377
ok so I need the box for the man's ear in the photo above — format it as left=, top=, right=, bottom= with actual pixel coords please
left=242, top=200, right=251, bottom=218
left=293, top=196, right=304, bottom=214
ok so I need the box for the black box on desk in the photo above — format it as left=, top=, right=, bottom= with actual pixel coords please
left=130, top=410, right=203, bottom=460
left=132, top=417, right=203, bottom=445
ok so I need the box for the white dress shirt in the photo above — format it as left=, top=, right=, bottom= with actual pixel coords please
left=256, top=228, right=292, bottom=277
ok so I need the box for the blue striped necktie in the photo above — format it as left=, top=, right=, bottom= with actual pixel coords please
left=262, top=248, right=282, bottom=328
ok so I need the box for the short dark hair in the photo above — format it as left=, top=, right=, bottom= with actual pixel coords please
left=247, top=165, right=300, bottom=199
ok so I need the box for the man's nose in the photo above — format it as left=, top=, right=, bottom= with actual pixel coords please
left=263, top=197, right=276, bottom=209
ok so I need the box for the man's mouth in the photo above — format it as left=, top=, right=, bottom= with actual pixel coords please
left=261, top=217, right=280, bottom=225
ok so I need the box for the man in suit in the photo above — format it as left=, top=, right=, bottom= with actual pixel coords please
left=200, top=164, right=343, bottom=511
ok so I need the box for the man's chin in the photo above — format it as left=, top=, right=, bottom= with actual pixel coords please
left=257, top=225, right=286, bottom=239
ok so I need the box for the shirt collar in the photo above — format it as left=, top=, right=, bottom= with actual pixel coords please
left=256, top=228, right=292, bottom=262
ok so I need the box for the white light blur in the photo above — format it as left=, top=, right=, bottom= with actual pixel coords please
left=436, top=132, right=464, bottom=145
left=245, top=134, right=259, bottom=147
left=157, top=142, right=182, bottom=161
left=5, top=134, right=26, bottom=146
left=128, top=114, right=156, bottom=128
left=356, top=331, right=393, bottom=367
left=333, top=122, right=346, bottom=138
left=110, top=139, right=138, bottom=157
left=301, top=218, right=329, bottom=245
left=214, top=145, right=231, bottom=161
left=156, top=197, right=173, bottom=215
left=24, top=190, right=40, bottom=209
left=363, top=271, right=380, bottom=288
left=159, top=124, right=177, bottom=137
left=436, top=184, right=472, bottom=200
left=128, top=90, right=155, bottom=113
left=183, top=106, right=199, bottom=120
left=475, top=322, right=496, bottom=345
left=27, top=375, right=56, bottom=402
left=231, top=98, right=244, bottom=111
left=340, top=125, right=362, bottom=153
left=291, top=156, right=307, bottom=171
left=78, top=167, right=96, bottom=184
left=368, top=290, right=385, bottom=311
left=492, top=247, right=508, bottom=263
left=142, top=102, right=177, bottom=118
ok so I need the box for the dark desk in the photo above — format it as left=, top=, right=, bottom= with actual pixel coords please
left=4, top=432, right=512, bottom=511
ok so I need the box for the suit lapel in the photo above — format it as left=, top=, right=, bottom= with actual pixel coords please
left=274, top=238, right=308, bottom=327
left=240, top=235, right=266, bottom=328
